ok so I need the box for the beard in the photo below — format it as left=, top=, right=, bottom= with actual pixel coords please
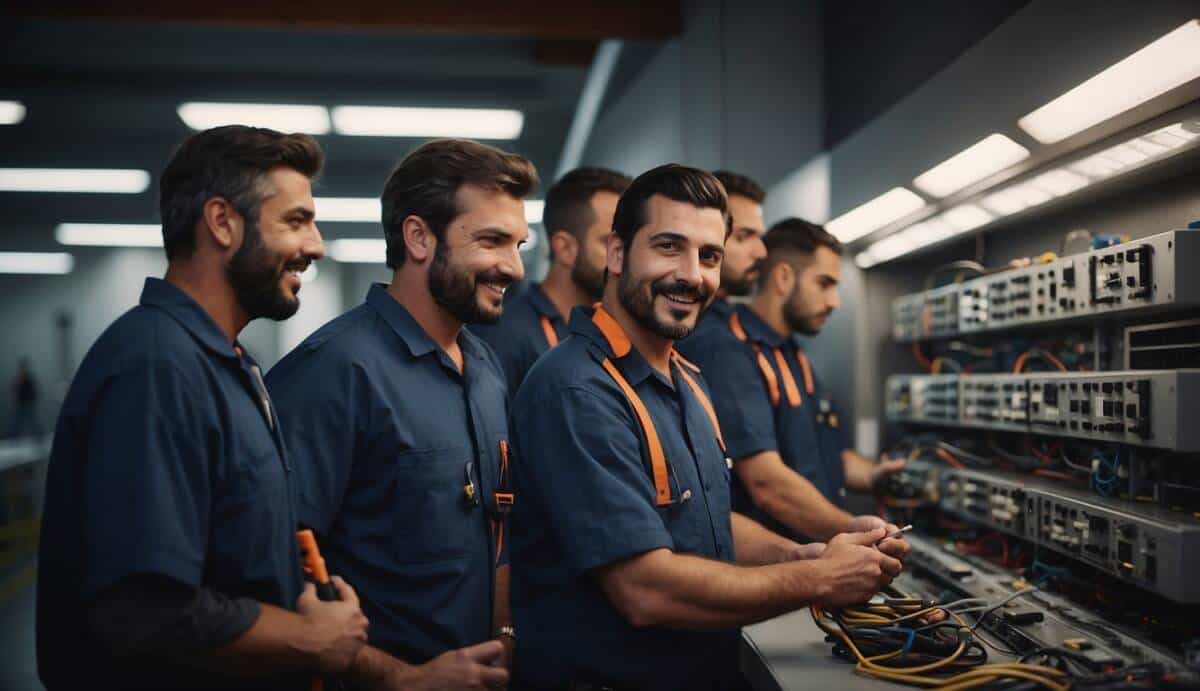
left=226, top=218, right=306, bottom=322
left=617, top=261, right=711, bottom=341
left=570, top=255, right=606, bottom=301
left=428, top=241, right=510, bottom=325
left=783, top=293, right=830, bottom=336
left=721, top=258, right=762, bottom=297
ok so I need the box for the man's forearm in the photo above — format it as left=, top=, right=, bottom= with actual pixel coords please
left=738, top=451, right=855, bottom=540
left=209, top=603, right=325, bottom=675
left=842, top=450, right=875, bottom=493
left=730, top=512, right=802, bottom=565
left=597, top=548, right=831, bottom=630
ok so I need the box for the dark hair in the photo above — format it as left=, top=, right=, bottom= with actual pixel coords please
left=758, top=217, right=844, bottom=288
left=381, top=138, right=538, bottom=268
left=159, top=125, right=324, bottom=261
left=712, top=170, right=765, bottom=204
left=611, top=164, right=731, bottom=249
left=543, top=167, right=631, bottom=262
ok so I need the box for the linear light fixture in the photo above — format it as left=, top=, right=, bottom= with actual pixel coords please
left=328, top=238, right=386, bottom=263
left=56, top=223, right=162, bottom=247
left=316, top=196, right=545, bottom=225
left=857, top=118, right=1200, bottom=269
left=0, top=100, right=26, bottom=125
left=177, top=102, right=331, bottom=134
left=315, top=197, right=380, bottom=223
left=826, top=187, right=926, bottom=243
left=0, top=168, right=150, bottom=194
left=524, top=199, right=544, bottom=224
left=0, top=252, right=74, bottom=274
left=1018, top=19, right=1200, bottom=144
left=331, top=106, right=524, bottom=139
left=913, top=133, right=1030, bottom=198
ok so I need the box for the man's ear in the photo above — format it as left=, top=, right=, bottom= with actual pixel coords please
left=771, top=260, right=795, bottom=297
left=605, top=232, right=625, bottom=277
left=549, top=230, right=578, bottom=269
left=200, top=196, right=241, bottom=252
left=402, top=215, right=435, bottom=264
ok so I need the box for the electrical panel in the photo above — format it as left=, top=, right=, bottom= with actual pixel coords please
left=890, top=230, right=1200, bottom=342
left=904, top=534, right=1197, bottom=681
left=885, top=370, right=1200, bottom=451
left=930, top=466, right=1200, bottom=603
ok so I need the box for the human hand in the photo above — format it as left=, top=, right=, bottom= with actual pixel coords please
left=296, top=575, right=370, bottom=675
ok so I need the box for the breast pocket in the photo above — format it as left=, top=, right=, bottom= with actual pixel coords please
left=391, top=446, right=483, bottom=564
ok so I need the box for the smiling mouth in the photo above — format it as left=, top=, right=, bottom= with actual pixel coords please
left=479, top=279, right=509, bottom=297
left=663, top=293, right=700, bottom=306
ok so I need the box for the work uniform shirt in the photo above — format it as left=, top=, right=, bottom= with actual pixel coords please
left=678, top=303, right=849, bottom=541
left=37, top=278, right=302, bottom=690
left=266, top=284, right=509, bottom=663
left=471, top=282, right=566, bottom=395
left=509, top=305, right=737, bottom=690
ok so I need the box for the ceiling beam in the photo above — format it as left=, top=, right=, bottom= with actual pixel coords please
left=8, top=1, right=682, bottom=40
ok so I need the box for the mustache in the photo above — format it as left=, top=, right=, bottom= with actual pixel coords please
left=475, top=268, right=514, bottom=289
left=652, top=279, right=709, bottom=303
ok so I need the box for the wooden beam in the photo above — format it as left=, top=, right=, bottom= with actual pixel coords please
left=9, top=0, right=682, bottom=40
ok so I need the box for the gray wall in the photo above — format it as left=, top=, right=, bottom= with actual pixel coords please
left=583, top=0, right=825, bottom=188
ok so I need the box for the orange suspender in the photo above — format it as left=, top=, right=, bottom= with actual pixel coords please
left=772, top=348, right=802, bottom=407
left=729, top=312, right=782, bottom=406
left=539, top=315, right=560, bottom=348
left=493, top=440, right=515, bottom=567
left=795, top=349, right=815, bottom=395
left=592, top=307, right=726, bottom=506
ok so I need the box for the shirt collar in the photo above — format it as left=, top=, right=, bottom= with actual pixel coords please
left=732, top=303, right=788, bottom=348
left=140, top=277, right=238, bottom=359
left=707, top=296, right=734, bottom=318
left=527, top=283, right=563, bottom=322
left=365, top=283, right=485, bottom=362
left=568, top=304, right=660, bottom=387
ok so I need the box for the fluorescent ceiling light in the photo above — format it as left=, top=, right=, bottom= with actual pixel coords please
left=328, top=238, right=386, bottom=263
left=177, top=102, right=331, bottom=134
left=56, top=223, right=162, bottom=247
left=315, top=197, right=380, bottom=223
left=0, top=252, right=74, bottom=274
left=942, top=204, right=994, bottom=232
left=1028, top=169, right=1089, bottom=197
left=0, top=168, right=150, bottom=193
left=913, top=133, right=1030, bottom=198
left=1018, top=20, right=1200, bottom=144
left=524, top=199, right=544, bottom=224
left=825, top=187, right=926, bottom=243
left=0, top=100, right=25, bottom=125
left=331, top=106, right=524, bottom=139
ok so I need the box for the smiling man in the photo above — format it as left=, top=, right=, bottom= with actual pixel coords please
left=38, top=125, right=372, bottom=690
left=508, top=165, right=908, bottom=690
left=267, top=139, right=535, bottom=690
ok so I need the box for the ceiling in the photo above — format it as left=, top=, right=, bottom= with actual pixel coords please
left=0, top=8, right=680, bottom=249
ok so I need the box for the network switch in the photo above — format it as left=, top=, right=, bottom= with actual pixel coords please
left=885, top=370, right=1200, bottom=451
left=891, top=230, right=1200, bottom=342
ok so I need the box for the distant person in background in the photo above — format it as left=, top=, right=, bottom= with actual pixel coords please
left=706, top=170, right=768, bottom=318
left=473, top=166, right=631, bottom=393
left=8, top=357, right=41, bottom=439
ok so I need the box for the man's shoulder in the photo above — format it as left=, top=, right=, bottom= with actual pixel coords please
left=268, top=303, right=379, bottom=380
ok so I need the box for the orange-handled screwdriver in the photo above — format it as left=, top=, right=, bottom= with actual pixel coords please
left=297, top=529, right=339, bottom=691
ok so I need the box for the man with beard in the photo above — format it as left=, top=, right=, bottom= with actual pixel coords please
left=37, top=125, right=371, bottom=690
left=508, top=165, right=908, bottom=690
left=267, top=139, right=535, bottom=690
left=680, top=219, right=907, bottom=544
left=472, top=167, right=630, bottom=393
left=707, top=170, right=768, bottom=317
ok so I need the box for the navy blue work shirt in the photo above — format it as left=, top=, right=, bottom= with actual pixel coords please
left=509, top=306, right=738, bottom=690
left=266, top=284, right=509, bottom=663
left=470, top=282, right=566, bottom=394
left=37, top=278, right=303, bottom=690
left=678, top=303, right=849, bottom=540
